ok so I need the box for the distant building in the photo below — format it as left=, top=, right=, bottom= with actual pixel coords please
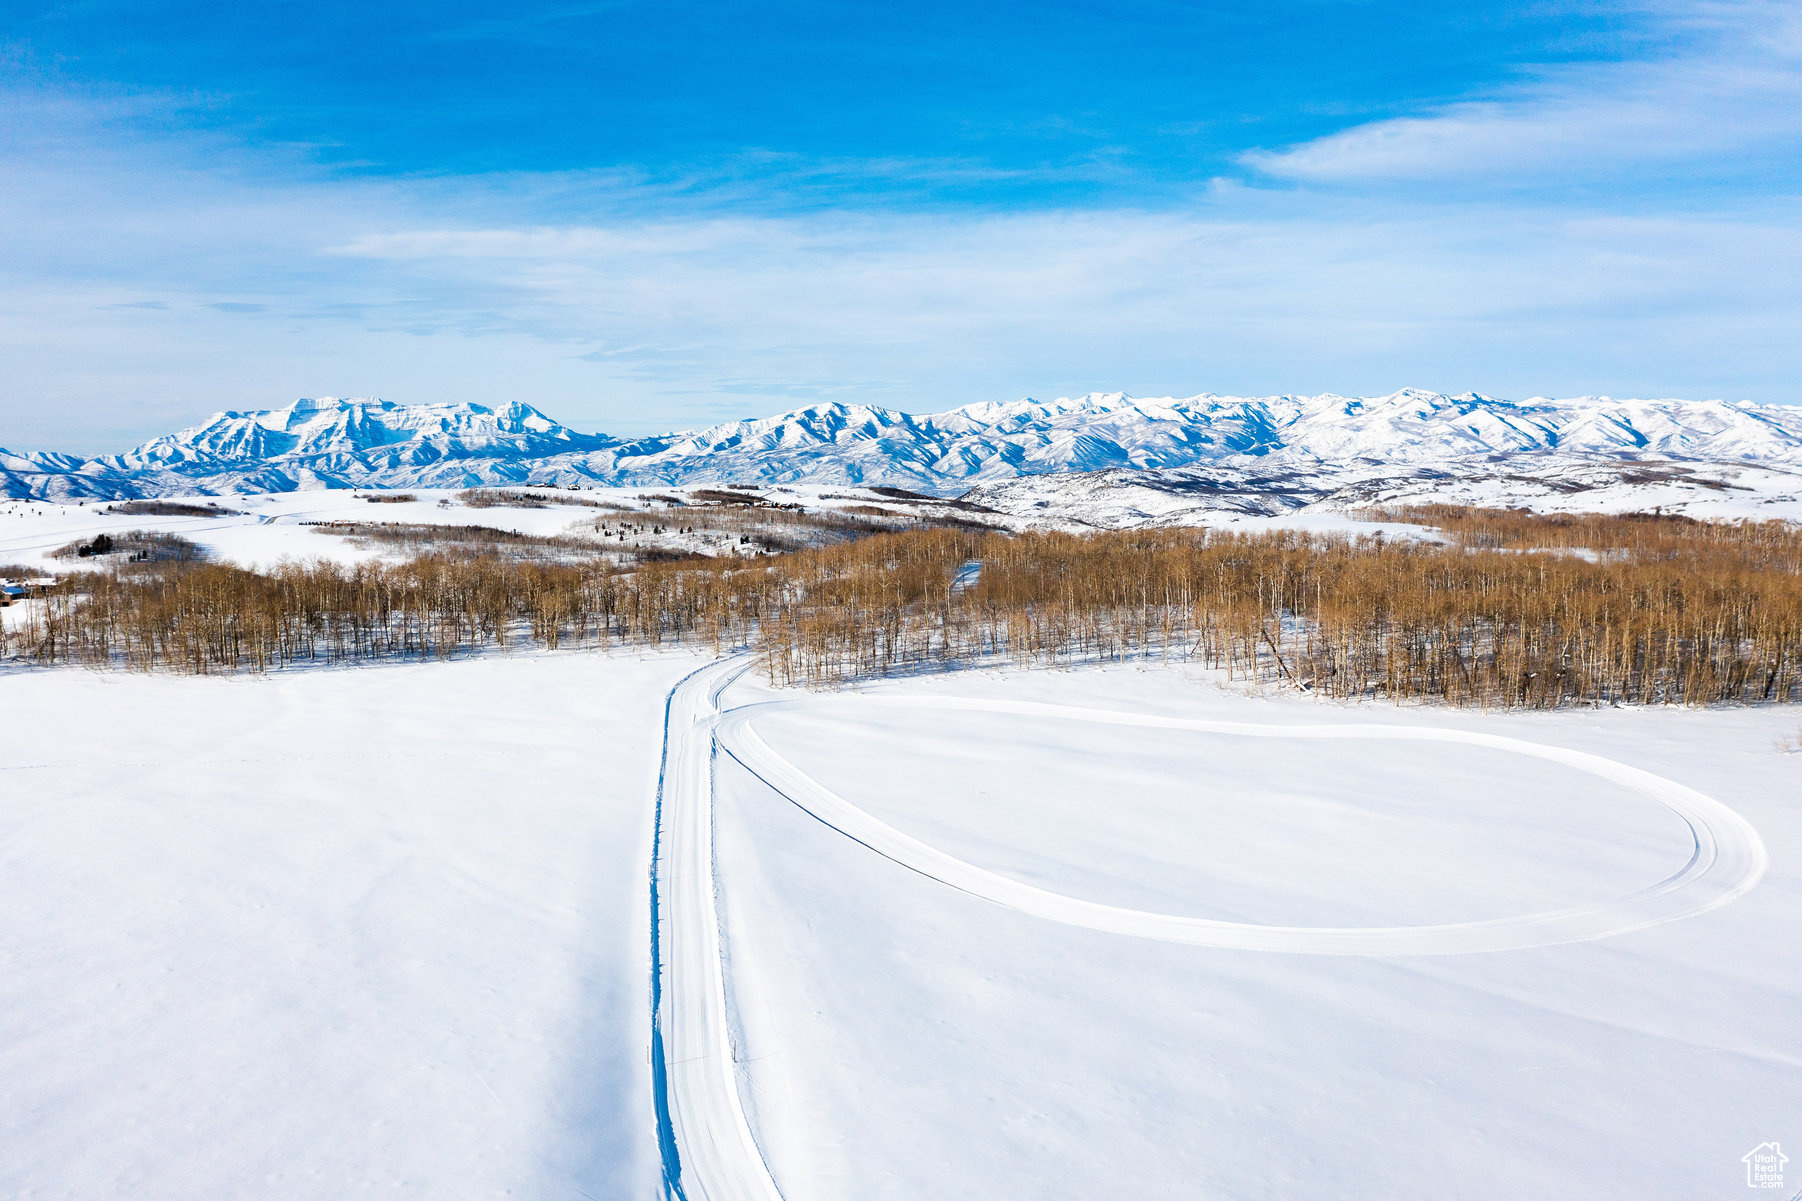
left=0, top=577, right=55, bottom=605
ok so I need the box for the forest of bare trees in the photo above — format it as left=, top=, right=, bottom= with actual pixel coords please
left=6, top=507, right=1802, bottom=708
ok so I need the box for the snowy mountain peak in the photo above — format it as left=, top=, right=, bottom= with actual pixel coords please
left=115, top=397, right=605, bottom=469
left=4, top=390, right=1802, bottom=500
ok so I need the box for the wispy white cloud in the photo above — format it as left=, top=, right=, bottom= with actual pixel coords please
left=1243, top=1, right=1802, bottom=185
left=8, top=167, right=1796, bottom=449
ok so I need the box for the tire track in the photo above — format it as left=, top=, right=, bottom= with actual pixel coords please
left=714, top=694, right=1768, bottom=956
left=652, top=666, right=1769, bottom=1199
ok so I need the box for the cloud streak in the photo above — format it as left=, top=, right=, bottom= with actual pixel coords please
left=1243, top=0, right=1802, bottom=186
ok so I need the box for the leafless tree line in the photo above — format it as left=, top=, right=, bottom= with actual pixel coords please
left=7, top=508, right=1802, bottom=708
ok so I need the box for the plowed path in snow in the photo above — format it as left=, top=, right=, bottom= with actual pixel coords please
left=651, top=658, right=1768, bottom=1197
left=650, top=660, right=782, bottom=1201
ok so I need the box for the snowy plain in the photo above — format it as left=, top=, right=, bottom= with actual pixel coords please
left=3, top=646, right=1796, bottom=1199
left=0, top=650, right=707, bottom=1199
left=0, top=485, right=966, bottom=578
left=712, top=665, right=1800, bottom=1201
left=0, top=489, right=645, bottom=574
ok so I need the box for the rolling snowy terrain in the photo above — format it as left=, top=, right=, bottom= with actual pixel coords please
left=6, top=390, right=1802, bottom=507
left=3, top=651, right=1796, bottom=1199
left=1, top=472, right=1795, bottom=596
left=962, top=456, right=1802, bottom=527
left=0, top=484, right=1021, bottom=580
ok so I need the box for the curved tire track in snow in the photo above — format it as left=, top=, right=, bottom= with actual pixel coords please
left=714, top=694, right=1768, bottom=956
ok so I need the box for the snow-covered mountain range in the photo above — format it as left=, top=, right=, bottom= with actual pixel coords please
left=5, top=390, right=1802, bottom=502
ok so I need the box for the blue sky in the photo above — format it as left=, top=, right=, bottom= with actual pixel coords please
left=2, top=1, right=1799, bottom=450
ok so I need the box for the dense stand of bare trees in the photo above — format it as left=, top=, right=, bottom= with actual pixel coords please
left=751, top=521, right=1802, bottom=705
left=10, top=555, right=771, bottom=672
left=1371, top=504, right=1802, bottom=567
left=7, top=508, right=1802, bottom=708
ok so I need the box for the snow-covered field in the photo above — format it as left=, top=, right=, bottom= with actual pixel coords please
left=3, top=650, right=1798, bottom=1198
left=0, top=650, right=707, bottom=1199
left=707, top=666, right=1802, bottom=1200
left=0, top=490, right=562, bottom=573
left=0, top=485, right=985, bottom=577
left=0, top=488, right=1457, bottom=591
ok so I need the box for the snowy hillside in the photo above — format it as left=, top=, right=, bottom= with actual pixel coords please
left=964, top=457, right=1802, bottom=527
left=5, top=389, right=1802, bottom=501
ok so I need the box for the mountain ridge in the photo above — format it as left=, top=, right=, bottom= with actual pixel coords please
left=4, top=390, right=1801, bottom=500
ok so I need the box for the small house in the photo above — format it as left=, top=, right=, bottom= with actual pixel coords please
left=0, top=577, right=54, bottom=605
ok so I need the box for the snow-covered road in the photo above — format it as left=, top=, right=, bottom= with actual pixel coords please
left=651, top=659, right=784, bottom=1201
